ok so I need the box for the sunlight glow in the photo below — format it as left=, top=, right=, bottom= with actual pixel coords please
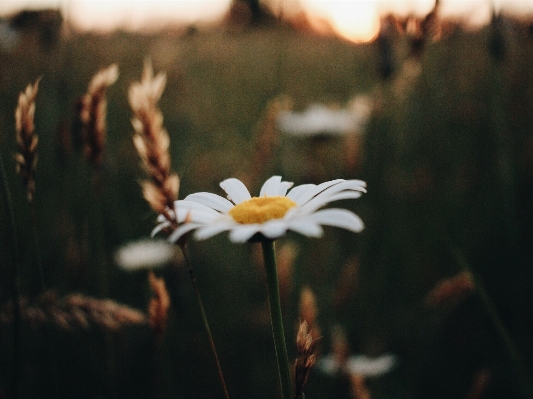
left=1, top=0, right=533, bottom=39
left=302, top=0, right=380, bottom=43
left=68, top=0, right=232, bottom=31
left=0, top=0, right=232, bottom=31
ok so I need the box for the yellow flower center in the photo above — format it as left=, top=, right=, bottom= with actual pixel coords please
left=229, top=196, right=297, bottom=224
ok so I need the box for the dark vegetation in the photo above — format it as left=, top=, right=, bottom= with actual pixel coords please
left=1, top=6, right=533, bottom=398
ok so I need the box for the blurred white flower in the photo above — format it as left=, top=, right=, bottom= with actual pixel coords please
left=277, top=97, right=373, bottom=138
left=346, top=354, right=397, bottom=377
left=318, top=353, right=345, bottom=375
left=318, top=353, right=397, bottom=377
left=114, top=238, right=177, bottom=271
left=153, top=175, right=366, bottom=244
left=277, top=103, right=360, bottom=137
left=347, top=94, right=373, bottom=131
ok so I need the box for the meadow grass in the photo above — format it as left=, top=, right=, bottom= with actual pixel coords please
left=1, top=15, right=533, bottom=398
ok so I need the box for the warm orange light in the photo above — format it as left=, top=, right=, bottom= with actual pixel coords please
left=301, top=0, right=380, bottom=43
left=3, top=0, right=533, bottom=34
left=0, top=0, right=232, bottom=32
left=67, top=0, right=232, bottom=31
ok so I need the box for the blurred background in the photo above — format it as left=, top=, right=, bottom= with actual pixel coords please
left=1, top=0, right=533, bottom=398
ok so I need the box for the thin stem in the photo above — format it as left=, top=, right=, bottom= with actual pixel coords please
left=261, top=239, right=293, bottom=399
left=29, top=196, right=61, bottom=398
left=29, top=200, right=46, bottom=292
left=180, top=244, right=230, bottom=399
left=88, top=169, right=116, bottom=397
left=450, top=246, right=533, bottom=399
left=0, top=149, right=21, bottom=399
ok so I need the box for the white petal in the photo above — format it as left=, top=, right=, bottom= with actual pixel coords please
left=175, top=208, right=220, bottom=224
left=151, top=221, right=171, bottom=237
left=352, top=179, right=367, bottom=190
left=287, top=219, right=323, bottom=237
left=194, top=220, right=236, bottom=240
left=228, top=224, right=261, bottom=243
left=259, top=220, right=288, bottom=239
left=175, top=200, right=221, bottom=222
left=307, top=208, right=364, bottom=232
left=168, top=222, right=203, bottom=243
left=187, top=211, right=223, bottom=224
left=260, top=176, right=282, bottom=197
left=184, top=192, right=234, bottom=212
left=278, top=181, right=294, bottom=196
left=220, top=178, right=251, bottom=204
left=286, top=184, right=316, bottom=204
left=299, top=180, right=367, bottom=214
left=324, top=191, right=363, bottom=202
left=293, top=179, right=345, bottom=205
left=176, top=200, right=221, bottom=215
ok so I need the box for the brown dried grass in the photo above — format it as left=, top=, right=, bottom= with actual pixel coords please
left=79, top=63, right=119, bottom=166
left=425, top=271, right=475, bottom=307
left=294, top=320, right=317, bottom=399
left=15, top=78, right=40, bottom=202
left=147, top=270, right=170, bottom=343
left=129, top=60, right=179, bottom=223
left=0, top=291, right=147, bottom=332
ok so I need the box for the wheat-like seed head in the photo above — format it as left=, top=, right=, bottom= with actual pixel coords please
left=15, top=78, right=40, bottom=202
left=294, top=320, right=317, bottom=398
left=0, top=291, right=147, bottom=332
left=147, top=270, right=170, bottom=343
left=80, top=63, right=119, bottom=166
left=129, top=60, right=179, bottom=219
left=425, top=271, right=475, bottom=307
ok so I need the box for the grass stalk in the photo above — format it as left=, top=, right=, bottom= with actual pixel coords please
left=29, top=200, right=46, bottom=292
left=261, top=239, right=292, bottom=399
left=0, top=149, right=21, bottom=399
left=181, top=244, right=230, bottom=399
left=450, top=246, right=533, bottom=399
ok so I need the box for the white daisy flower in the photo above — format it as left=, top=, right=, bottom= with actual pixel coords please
left=153, top=175, right=366, bottom=244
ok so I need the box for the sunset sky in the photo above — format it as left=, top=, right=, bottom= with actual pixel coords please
left=1, top=0, right=533, bottom=42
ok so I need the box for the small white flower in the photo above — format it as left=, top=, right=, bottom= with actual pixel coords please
left=153, top=175, right=366, bottom=244
left=318, top=353, right=397, bottom=377
left=277, top=103, right=360, bottom=137
left=346, top=354, right=397, bottom=377
left=114, top=238, right=177, bottom=271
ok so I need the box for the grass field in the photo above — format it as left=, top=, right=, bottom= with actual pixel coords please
left=1, top=11, right=533, bottom=399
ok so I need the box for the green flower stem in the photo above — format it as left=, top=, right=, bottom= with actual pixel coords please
left=261, top=239, right=293, bottom=399
left=181, top=244, right=230, bottom=399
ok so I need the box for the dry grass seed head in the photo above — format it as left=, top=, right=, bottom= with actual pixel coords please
left=15, top=78, right=40, bottom=201
left=148, top=270, right=171, bottom=343
left=294, top=320, right=318, bottom=398
left=0, top=291, right=147, bottom=331
left=425, top=271, right=475, bottom=307
left=80, top=63, right=119, bottom=166
left=129, top=60, right=179, bottom=217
